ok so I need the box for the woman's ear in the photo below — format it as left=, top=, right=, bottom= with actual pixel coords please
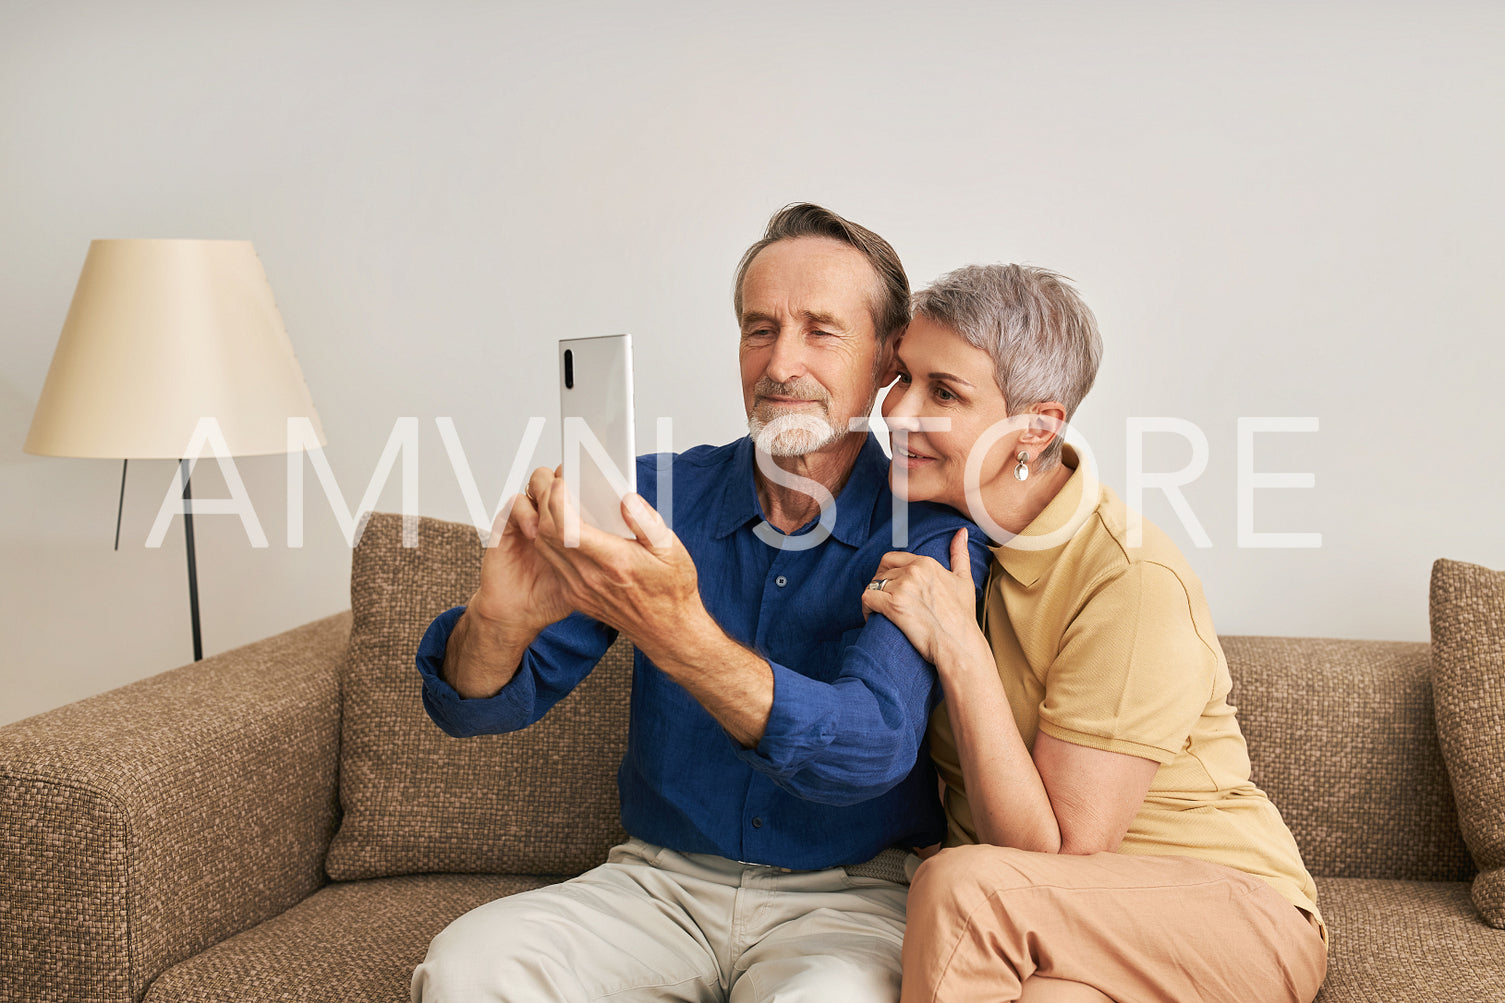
left=1019, top=403, right=1067, bottom=452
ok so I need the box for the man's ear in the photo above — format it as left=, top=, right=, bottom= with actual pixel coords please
left=1018, top=403, right=1067, bottom=452
left=874, top=335, right=900, bottom=386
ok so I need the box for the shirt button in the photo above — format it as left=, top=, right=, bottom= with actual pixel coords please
left=775, top=576, right=788, bottom=588
left=751, top=817, right=763, bottom=829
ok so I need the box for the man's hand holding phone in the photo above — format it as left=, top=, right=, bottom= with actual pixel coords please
left=441, top=479, right=574, bottom=700
left=470, top=477, right=575, bottom=637
left=528, top=465, right=700, bottom=652
left=526, top=463, right=773, bottom=749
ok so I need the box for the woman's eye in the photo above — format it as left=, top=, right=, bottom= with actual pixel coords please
left=935, top=386, right=956, bottom=402
left=896, top=372, right=911, bottom=384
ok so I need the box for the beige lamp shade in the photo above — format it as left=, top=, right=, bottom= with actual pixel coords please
left=24, top=239, right=325, bottom=459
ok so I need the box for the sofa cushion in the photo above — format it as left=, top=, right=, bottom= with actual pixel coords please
left=1312, top=877, right=1505, bottom=1001
left=324, top=512, right=630, bottom=880
left=1429, top=558, right=1505, bottom=928
left=143, top=873, right=551, bottom=1002
left=143, top=874, right=1501, bottom=1003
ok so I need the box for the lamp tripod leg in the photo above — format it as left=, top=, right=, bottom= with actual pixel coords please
left=180, top=458, right=203, bottom=662
left=114, top=459, right=127, bottom=551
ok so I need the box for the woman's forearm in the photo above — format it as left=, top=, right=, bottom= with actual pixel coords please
left=936, top=631, right=1064, bottom=852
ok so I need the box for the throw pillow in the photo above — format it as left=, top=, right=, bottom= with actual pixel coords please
left=1429, top=557, right=1505, bottom=928
left=324, top=512, right=630, bottom=880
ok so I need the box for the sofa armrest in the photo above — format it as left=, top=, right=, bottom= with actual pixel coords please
left=0, top=611, right=351, bottom=1003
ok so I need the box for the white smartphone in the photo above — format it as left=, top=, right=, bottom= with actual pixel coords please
left=559, top=334, right=637, bottom=538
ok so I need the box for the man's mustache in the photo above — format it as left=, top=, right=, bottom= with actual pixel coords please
left=753, top=378, right=830, bottom=406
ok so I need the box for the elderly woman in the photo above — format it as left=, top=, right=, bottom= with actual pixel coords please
left=861, top=265, right=1328, bottom=1003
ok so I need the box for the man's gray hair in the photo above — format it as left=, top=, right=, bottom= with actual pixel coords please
left=911, top=264, right=1102, bottom=469
left=734, top=203, right=911, bottom=348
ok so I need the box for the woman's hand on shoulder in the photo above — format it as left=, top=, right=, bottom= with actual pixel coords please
left=862, top=528, right=981, bottom=667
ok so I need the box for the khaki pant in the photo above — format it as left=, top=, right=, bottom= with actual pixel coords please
left=413, top=838, right=914, bottom=1002
left=900, top=845, right=1327, bottom=1003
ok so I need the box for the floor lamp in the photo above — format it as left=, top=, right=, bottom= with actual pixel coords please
left=23, top=239, right=326, bottom=662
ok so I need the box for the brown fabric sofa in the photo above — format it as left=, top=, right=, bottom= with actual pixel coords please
left=3, top=512, right=1502, bottom=1002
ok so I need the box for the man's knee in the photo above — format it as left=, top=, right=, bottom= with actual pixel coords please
left=412, top=926, right=483, bottom=1002
left=735, top=953, right=901, bottom=1002
left=413, top=873, right=721, bottom=1002
left=413, top=909, right=503, bottom=1002
left=412, top=898, right=572, bottom=1002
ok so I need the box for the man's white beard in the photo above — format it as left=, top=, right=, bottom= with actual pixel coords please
left=749, top=411, right=842, bottom=457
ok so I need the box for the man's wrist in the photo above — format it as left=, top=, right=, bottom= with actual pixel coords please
left=465, top=590, right=547, bottom=650
left=636, top=601, right=727, bottom=680
left=440, top=593, right=544, bottom=699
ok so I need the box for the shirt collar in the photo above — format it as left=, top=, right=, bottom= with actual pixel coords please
left=713, top=433, right=891, bottom=549
left=989, top=444, right=1099, bottom=588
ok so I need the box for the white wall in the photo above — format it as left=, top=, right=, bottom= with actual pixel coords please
left=4, top=0, right=1503, bottom=726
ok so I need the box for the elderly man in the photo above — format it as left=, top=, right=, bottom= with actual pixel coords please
left=412, top=204, right=987, bottom=1002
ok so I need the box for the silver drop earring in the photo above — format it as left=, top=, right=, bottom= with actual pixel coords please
left=1014, top=450, right=1030, bottom=482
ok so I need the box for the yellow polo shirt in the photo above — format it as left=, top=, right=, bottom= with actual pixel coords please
left=928, top=446, right=1324, bottom=936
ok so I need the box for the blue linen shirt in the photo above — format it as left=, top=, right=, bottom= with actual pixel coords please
left=416, top=433, right=988, bottom=870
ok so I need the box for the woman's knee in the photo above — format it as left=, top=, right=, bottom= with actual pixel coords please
left=1018, top=976, right=1115, bottom=1003
left=909, top=844, right=1038, bottom=922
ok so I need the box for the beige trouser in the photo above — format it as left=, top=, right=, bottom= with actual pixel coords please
left=413, top=838, right=914, bottom=1002
left=900, top=845, right=1327, bottom=1003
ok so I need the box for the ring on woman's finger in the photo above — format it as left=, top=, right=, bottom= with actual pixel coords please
left=866, top=578, right=889, bottom=592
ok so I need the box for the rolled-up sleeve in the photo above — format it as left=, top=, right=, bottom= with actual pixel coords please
left=416, top=606, right=616, bottom=738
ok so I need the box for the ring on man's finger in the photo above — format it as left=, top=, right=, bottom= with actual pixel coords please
left=866, top=578, right=889, bottom=592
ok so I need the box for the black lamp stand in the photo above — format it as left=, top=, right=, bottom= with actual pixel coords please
left=179, top=458, right=203, bottom=662
left=114, top=458, right=204, bottom=662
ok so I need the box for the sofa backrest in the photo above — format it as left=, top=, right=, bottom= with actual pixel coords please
left=330, top=514, right=1474, bottom=886
left=1224, top=634, right=1474, bottom=882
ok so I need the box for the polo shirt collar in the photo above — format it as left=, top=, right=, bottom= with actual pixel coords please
left=713, top=433, right=890, bottom=549
left=990, top=444, right=1099, bottom=588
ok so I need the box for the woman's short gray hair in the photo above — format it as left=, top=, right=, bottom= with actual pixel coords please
left=911, top=264, right=1102, bottom=468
